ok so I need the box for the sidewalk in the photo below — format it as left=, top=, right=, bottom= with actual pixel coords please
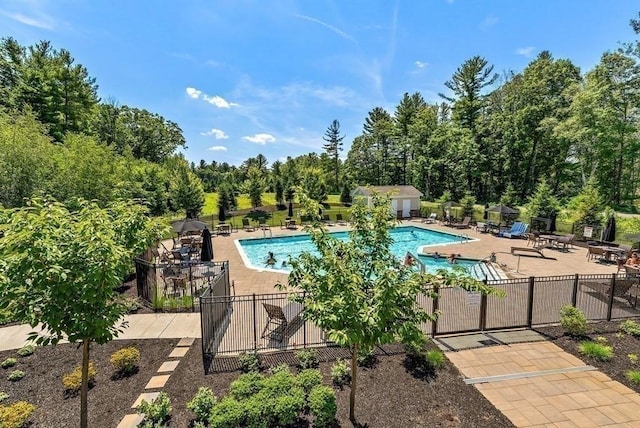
left=0, top=313, right=202, bottom=352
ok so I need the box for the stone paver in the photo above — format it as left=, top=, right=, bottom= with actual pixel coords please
left=448, top=341, right=640, bottom=427
left=145, top=374, right=170, bottom=389
left=116, top=413, right=143, bottom=428
left=177, top=337, right=195, bottom=347
left=168, top=346, right=189, bottom=358
left=131, top=392, right=160, bottom=408
left=157, top=360, right=180, bottom=373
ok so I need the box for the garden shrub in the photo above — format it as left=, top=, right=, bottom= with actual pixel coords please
left=1, top=358, right=16, bottom=369
left=0, top=401, right=36, bottom=428
left=620, top=320, right=640, bottom=337
left=187, top=387, right=217, bottom=423
left=628, top=353, right=638, bottom=365
left=295, top=348, right=319, bottom=369
left=63, top=362, right=96, bottom=394
left=7, top=370, right=25, bottom=382
left=110, top=346, right=140, bottom=375
left=273, top=387, right=305, bottom=426
left=16, top=345, right=34, bottom=357
left=578, top=341, right=613, bottom=362
left=331, top=359, right=351, bottom=386
left=425, top=349, right=446, bottom=370
left=229, top=372, right=265, bottom=400
left=559, top=305, right=587, bottom=336
left=295, top=369, right=322, bottom=394
left=262, top=369, right=296, bottom=398
left=137, top=391, right=172, bottom=427
left=357, top=346, right=376, bottom=367
left=238, top=351, right=260, bottom=373
left=308, top=385, right=337, bottom=428
left=268, top=363, right=290, bottom=375
left=0, top=392, right=8, bottom=403
left=243, top=393, right=274, bottom=428
left=626, top=370, right=640, bottom=384
left=208, top=397, right=245, bottom=428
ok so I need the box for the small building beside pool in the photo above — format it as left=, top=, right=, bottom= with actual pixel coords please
left=351, top=185, right=423, bottom=218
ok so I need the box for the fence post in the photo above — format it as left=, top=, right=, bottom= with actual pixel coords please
left=526, top=276, right=535, bottom=327
left=479, top=279, right=488, bottom=331
left=571, top=273, right=579, bottom=307
left=607, top=273, right=616, bottom=321
left=252, top=294, right=258, bottom=352
left=303, top=291, right=307, bottom=348
left=431, top=286, right=439, bottom=337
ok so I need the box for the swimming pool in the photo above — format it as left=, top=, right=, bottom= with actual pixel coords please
left=235, top=226, right=477, bottom=274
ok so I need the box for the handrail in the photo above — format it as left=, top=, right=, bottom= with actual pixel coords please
left=405, top=251, right=425, bottom=273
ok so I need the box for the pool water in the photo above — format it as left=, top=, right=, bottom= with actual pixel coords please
left=236, top=226, right=472, bottom=274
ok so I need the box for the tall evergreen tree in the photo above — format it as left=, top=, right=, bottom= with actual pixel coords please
left=323, top=119, right=345, bottom=192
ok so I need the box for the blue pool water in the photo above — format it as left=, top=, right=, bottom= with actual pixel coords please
left=237, top=226, right=475, bottom=274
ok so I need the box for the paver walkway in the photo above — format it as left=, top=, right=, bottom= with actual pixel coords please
left=446, top=341, right=640, bottom=427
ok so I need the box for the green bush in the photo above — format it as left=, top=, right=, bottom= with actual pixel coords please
left=308, top=385, right=337, bottom=428
left=137, top=391, right=172, bottom=426
left=268, top=363, right=290, bottom=375
left=559, top=305, right=587, bottom=336
left=626, top=370, right=640, bottom=384
left=110, top=346, right=140, bottom=375
left=628, top=353, right=639, bottom=365
left=243, top=393, right=274, bottom=428
left=238, top=351, right=260, bottom=373
left=7, top=370, right=25, bottom=382
left=63, top=362, right=96, bottom=394
left=1, top=358, right=17, bottom=369
left=274, top=387, right=305, bottom=426
left=425, top=349, right=446, bottom=370
left=578, top=341, right=613, bottom=362
left=295, top=369, right=322, bottom=394
left=187, top=387, right=217, bottom=422
left=208, top=397, right=245, bottom=428
left=331, top=359, right=351, bottom=386
left=295, top=348, right=319, bottom=369
left=0, top=401, right=36, bottom=428
left=16, top=345, right=34, bottom=357
left=262, top=369, right=296, bottom=398
left=0, top=392, right=8, bottom=403
left=230, top=372, right=265, bottom=401
left=620, top=320, right=640, bottom=337
left=357, top=347, right=376, bottom=367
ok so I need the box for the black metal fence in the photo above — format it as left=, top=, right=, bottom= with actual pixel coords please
left=199, top=272, right=640, bottom=368
left=134, top=258, right=230, bottom=312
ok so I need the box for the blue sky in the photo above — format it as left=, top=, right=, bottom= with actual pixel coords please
left=1, top=1, right=639, bottom=166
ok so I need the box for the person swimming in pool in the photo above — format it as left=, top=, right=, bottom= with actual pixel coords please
left=447, top=253, right=460, bottom=264
left=265, top=251, right=277, bottom=266
left=432, top=252, right=440, bottom=259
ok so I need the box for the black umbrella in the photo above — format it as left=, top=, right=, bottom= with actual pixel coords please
left=172, top=218, right=208, bottom=234
left=483, top=203, right=489, bottom=220
left=200, top=228, right=213, bottom=262
left=548, top=211, right=557, bottom=233
left=487, top=204, right=519, bottom=215
left=288, top=201, right=294, bottom=218
left=218, top=205, right=226, bottom=223
left=603, top=216, right=616, bottom=242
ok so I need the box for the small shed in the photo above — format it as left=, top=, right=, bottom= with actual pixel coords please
left=351, top=185, right=423, bottom=219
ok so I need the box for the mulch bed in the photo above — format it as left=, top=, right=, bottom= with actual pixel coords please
left=534, top=317, right=640, bottom=393
left=0, top=338, right=176, bottom=428
left=1, top=337, right=514, bottom=427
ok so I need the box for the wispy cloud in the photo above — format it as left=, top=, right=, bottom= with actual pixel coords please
left=294, top=14, right=357, bottom=44
left=242, top=133, right=276, bottom=145
left=208, top=145, right=228, bottom=151
left=515, top=46, right=536, bottom=58
left=0, top=9, right=54, bottom=30
left=479, top=14, right=499, bottom=29
left=185, top=87, right=238, bottom=108
left=201, top=128, right=229, bottom=139
left=415, top=61, right=428, bottom=69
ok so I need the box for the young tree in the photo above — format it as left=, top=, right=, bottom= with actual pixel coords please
left=274, top=178, right=284, bottom=208
left=459, top=191, right=476, bottom=219
left=301, top=167, right=327, bottom=203
left=526, top=179, right=560, bottom=219
left=278, top=191, right=499, bottom=421
left=246, top=166, right=264, bottom=208
left=170, top=166, right=205, bottom=218
left=339, top=181, right=352, bottom=205
left=323, top=119, right=345, bottom=192
left=0, top=198, right=164, bottom=428
left=568, top=180, right=604, bottom=239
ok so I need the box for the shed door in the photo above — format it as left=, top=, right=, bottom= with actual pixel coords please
left=391, top=199, right=398, bottom=215
left=402, top=199, right=411, bottom=218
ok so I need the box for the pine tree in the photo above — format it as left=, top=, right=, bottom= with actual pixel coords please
left=323, top=120, right=345, bottom=192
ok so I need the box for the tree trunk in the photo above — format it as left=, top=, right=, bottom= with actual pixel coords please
left=81, top=338, right=90, bottom=428
left=349, top=343, right=358, bottom=422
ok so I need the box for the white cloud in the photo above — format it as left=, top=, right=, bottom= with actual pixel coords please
left=185, top=87, right=237, bottom=108
left=201, top=128, right=229, bottom=139
left=415, top=61, right=427, bottom=69
left=186, top=87, right=201, bottom=99
left=516, top=46, right=536, bottom=58
left=294, top=14, right=357, bottom=44
left=242, top=133, right=276, bottom=145
left=0, top=9, right=54, bottom=30
left=208, top=145, right=228, bottom=151
left=480, top=14, right=499, bottom=29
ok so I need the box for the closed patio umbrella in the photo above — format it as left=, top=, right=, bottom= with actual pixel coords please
left=487, top=204, right=519, bottom=215
left=288, top=201, right=294, bottom=218
left=483, top=203, right=489, bottom=220
left=200, top=228, right=213, bottom=261
left=602, top=216, right=616, bottom=243
left=548, top=211, right=557, bottom=233
left=172, top=218, right=208, bottom=234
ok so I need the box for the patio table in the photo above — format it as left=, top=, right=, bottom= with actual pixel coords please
left=539, top=234, right=562, bottom=248
left=600, top=246, right=627, bottom=262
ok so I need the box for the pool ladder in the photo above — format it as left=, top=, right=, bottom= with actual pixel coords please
left=262, top=228, right=272, bottom=239
left=460, top=233, right=470, bottom=244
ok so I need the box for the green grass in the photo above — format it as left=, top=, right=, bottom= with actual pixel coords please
left=578, top=341, right=613, bottom=362
left=626, top=370, right=640, bottom=384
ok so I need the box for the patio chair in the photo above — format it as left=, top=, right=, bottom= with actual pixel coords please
left=500, top=222, right=528, bottom=238
left=475, top=222, right=488, bottom=233
left=336, top=213, right=348, bottom=226
left=242, top=218, right=256, bottom=232
left=422, top=213, right=438, bottom=224
left=258, top=218, right=270, bottom=230
left=525, top=232, right=542, bottom=247
left=556, top=234, right=575, bottom=251
left=322, top=214, right=335, bottom=226
left=261, top=302, right=304, bottom=341
left=587, top=246, right=606, bottom=262
left=450, top=217, right=471, bottom=229
left=579, top=278, right=638, bottom=305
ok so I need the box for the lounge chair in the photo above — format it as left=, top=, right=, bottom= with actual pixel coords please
left=336, top=213, right=348, bottom=226
left=242, top=218, right=256, bottom=231
left=260, top=302, right=304, bottom=341
left=422, top=213, right=438, bottom=224
left=451, top=217, right=471, bottom=229
left=501, top=222, right=528, bottom=239
left=258, top=218, right=270, bottom=230
left=322, top=214, right=335, bottom=226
